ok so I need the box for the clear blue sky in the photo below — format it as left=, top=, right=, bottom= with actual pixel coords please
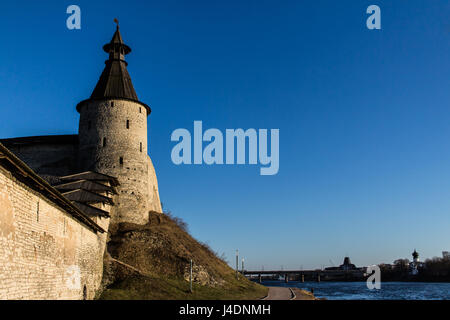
left=1, top=1, right=449, bottom=270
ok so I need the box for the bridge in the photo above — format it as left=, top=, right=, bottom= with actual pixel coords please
left=243, top=268, right=366, bottom=283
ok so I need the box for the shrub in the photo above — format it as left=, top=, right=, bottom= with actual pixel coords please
left=164, top=210, right=189, bottom=233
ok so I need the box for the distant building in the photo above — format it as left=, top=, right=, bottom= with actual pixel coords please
left=443, top=251, right=450, bottom=259
left=409, top=249, right=424, bottom=275
left=340, top=257, right=357, bottom=270
left=412, top=249, right=419, bottom=263
left=325, top=256, right=358, bottom=271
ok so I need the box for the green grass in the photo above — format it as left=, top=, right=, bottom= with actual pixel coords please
left=99, top=275, right=268, bottom=300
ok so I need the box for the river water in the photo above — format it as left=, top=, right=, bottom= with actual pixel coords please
left=261, top=280, right=450, bottom=300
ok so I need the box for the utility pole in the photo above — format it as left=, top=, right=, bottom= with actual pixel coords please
left=189, top=259, right=193, bottom=293
left=241, top=258, right=245, bottom=273
left=236, top=250, right=239, bottom=280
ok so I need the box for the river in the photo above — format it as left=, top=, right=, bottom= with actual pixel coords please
left=261, top=280, right=450, bottom=300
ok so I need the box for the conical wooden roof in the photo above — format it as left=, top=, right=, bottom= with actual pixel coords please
left=90, top=26, right=138, bottom=100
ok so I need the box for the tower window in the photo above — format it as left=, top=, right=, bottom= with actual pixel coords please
left=140, top=142, right=142, bottom=152
left=139, top=107, right=142, bottom=113
left=119, top=157, right=124, bottom=165
left=126, top=120, right=130, bottom=129
left=111, top=101, right=114, bottom=108
left=103, top=137, right=107, bottom=147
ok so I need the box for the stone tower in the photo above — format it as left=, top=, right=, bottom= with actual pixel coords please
left=76, top=23, right=162, bottom=226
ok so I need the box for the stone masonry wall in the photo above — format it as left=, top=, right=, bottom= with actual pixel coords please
left=0, top=166, right=107, bottom=300
left=4, top=141, right=78, bottom=184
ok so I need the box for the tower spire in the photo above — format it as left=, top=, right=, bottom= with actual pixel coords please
left=76, top=22, right=151, bottom=115
left=88, top=22, right=142, bottom=103
left=102, top=19, right=131, bottom=62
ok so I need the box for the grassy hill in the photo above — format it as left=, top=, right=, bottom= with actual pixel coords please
left=98, top=212, right=267, bottom=300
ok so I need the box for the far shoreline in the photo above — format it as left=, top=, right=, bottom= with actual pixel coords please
left=252, top=279, right=450, bottom=284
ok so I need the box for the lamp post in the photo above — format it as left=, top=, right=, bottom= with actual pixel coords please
left=190, top=259, right=193, bottom=293
left=236, top=250, right=239, bottom=280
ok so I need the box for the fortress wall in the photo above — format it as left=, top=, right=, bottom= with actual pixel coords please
left=0, top=166, right=107, bottom=300
left=3, top=139, right=78, bottom=183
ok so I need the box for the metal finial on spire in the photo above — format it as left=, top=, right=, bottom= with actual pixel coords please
left=114, top=18, right=119, bottom=28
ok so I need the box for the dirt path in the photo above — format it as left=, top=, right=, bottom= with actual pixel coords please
left=263, top=287, right=294, bottom=300
left=262, top=287, right=317, bottom=300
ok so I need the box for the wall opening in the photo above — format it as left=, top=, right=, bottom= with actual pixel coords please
left=83, top=285, right=87, bottom=300
left=120, top=157, right=124, bottom=165
left=103, top=137, right=107, bottom=147
left=111, top=101, right=114, bottom=108
left=139, top=107, right=142, bottom=113
left=140, top=142, right=142, bottom=153
left=126, top=120, right=130, bottom=129
left=37, top=201, right=39, bottom=222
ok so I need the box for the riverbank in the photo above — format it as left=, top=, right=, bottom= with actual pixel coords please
left=291, top=288, right=319, bottom=300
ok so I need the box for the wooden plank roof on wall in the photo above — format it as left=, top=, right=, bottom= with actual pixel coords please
left=0, top=143, right=105, bottom=233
